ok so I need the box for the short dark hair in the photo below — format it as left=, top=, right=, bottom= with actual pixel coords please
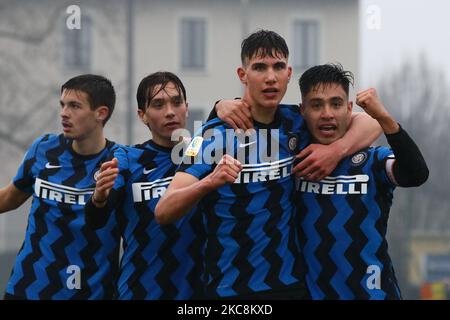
left=136, top=71, right=187, bottom=111
left=241, top=29, right=289, bottom=65
left=299, top=63, right=354, bottom=97
left=61, top=74, right=116, bottom=125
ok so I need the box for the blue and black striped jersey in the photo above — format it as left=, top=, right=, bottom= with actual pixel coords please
left=111, top=140, right=204, bottom=300
left=178, top=105, right=310, bottom=298
left=296, top=146, right=402, bottom=299
left=7, top=134, right=121, bottom=299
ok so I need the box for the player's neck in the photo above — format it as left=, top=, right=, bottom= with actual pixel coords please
left=72, top=129, right=106, bottom=156
left=151, top=134, right=179, bottom=149
left=244, top=92, right=277, bottom=124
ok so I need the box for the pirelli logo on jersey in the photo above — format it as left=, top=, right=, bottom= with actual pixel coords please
left=132, top=176, right=173, bottom=202
left=234, top=157, right=294, bottom=184
left=297, top=174, right=369, bottom=195
left=34, top=178, right=94, bottom=205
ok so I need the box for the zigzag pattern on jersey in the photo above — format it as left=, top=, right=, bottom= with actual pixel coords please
left=314, top=196, right=339, bottom=299
left=123, top=204, right=151, bottom=299
left=343, top=156, right=371, bottom=299
left=146, top=153, right=182, bottom=299
left=100, top=226, right=121, bottom=299
left=119, top=144, right=201, bottom=300
left=289, top=189, right=306, bottom=283
left=13, top=202, right=51, bottom=298
left=197, top=110, right=307, bottom=297
left=186, top=207, right=205, bottom=299
left=13, top=135, right=50, bottom=191
left=123, top=147, right=159, bottom=299
left=203, top=191, right=224, bottom=298
left=261, top=179, right=286, bottom=290
left=155, top=223, right=181, bottom=299
left=229, top=183, right=255, bottom=295
left=298, top=191, right=325, bottom=298
left=8, top=134, right=49, bottom=296
left=13, top=135, right=65, bottom=298
left=328, top=195, right=354, bottom=299
left=372, top=148, right=401, bottom=299
left=42, top=154, right=90, bottom=299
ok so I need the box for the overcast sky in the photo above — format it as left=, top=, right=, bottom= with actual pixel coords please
left=360, top=0, right=449, bottom=87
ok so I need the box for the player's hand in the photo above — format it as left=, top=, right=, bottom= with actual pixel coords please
left=292, top=144, right=341, bottom=181
left=92, top=158, right=119, bottom=206
left=356, top=88, right=390, bottom=120
left=216, top=99, right=253, bottom=131
left=356, top=88, right=399, bottom=134
left=206, top=155, right=242, bottom=189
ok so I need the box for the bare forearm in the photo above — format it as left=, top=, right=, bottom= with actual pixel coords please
left=155, top=177, right=215, bottom=224
left=376, top=114, right=400, bottom=135
left=0, top=198, right=19, bottom=214
left=0, top=184, right=30, bottom=214
left=333, top=112, right=382, bottom=157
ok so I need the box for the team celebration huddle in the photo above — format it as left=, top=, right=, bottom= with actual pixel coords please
left=0, top=30, right=428, bottom=300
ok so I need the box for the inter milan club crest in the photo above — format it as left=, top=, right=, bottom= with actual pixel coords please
left=351, top=151, right=368, bottom=166
left=93, top=169, right=101, bottom=181
left=288, top=133, right=298, bottom=152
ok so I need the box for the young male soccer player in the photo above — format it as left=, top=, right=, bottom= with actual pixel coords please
left=85, top=72, right=204, bottom=299
left=0, top=75, right=121, bottom=300
left=155, top=30, right=380, bottom=299
left=296, top=64, right=429, bottom=299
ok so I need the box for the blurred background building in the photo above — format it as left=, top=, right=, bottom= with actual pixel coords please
left=0, top=0, right=448, bottom=299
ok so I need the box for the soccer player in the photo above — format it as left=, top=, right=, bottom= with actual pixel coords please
left=296, top=63, right=429, bottom=299
left=85, top=72, right=204, bottom=299
left=155, top=30, right=381, bottom=299
left=0, top=74, right=121, bottom=300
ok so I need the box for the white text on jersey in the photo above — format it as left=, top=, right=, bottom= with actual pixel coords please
left=132, top=176, right=173, bottom=202
left=34, top=178, right=93, bottom=205
left=234, top=157, right=294, bottom=184
left=297, top=175, right=369, bottom=195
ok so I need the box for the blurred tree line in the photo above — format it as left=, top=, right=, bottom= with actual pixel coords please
left=378, top=55, right=449, bottom=298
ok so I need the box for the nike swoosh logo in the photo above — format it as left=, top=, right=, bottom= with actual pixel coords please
left=238, top=141, right=257, bottom=148
left=45, top=162, right=62, bottom=169
left=143, top=167, right=157, bottom=175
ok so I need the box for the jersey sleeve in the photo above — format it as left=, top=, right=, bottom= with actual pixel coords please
left=85, top=145, right=130, bottom=230
left=111, top=145, right=130, bottom=193
left=373, top=146, right=397, bottom=187
left=13, top=135, right=48, bottom=193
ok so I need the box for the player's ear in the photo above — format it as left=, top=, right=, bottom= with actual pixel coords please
left=299, top=103, right=305, bottom=116
left=137, top=108, right=147, bottom=125
left=96, top=106, right=109, bottom=124
left=348, top=100, right=353, bottom=113
left=237, top=66, right=247, bottom=84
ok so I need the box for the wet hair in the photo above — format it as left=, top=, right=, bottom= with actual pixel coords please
left=136, top=71, right=187, bottom=111
left=299, top=63, right=354, bottom=97
left=241, top=29, right=289, bottom=65
left=61, top=74, right=116, bottom=125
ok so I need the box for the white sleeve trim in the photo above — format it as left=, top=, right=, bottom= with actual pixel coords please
left=385, top=158, right=399, bottom=186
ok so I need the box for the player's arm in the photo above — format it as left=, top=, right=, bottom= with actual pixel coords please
left=208, top=99, right=253, bottom=130
left=0, top=183, right=31, bottom=214
left=293, top=111, right=382, bottom=180
left=155, top=155, right=242, bottom=225
left=1, top=135, right=47, bottom=214
left=357, top=88, right=429, bottom=187
left=85, top=158, right=121, bottom=229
